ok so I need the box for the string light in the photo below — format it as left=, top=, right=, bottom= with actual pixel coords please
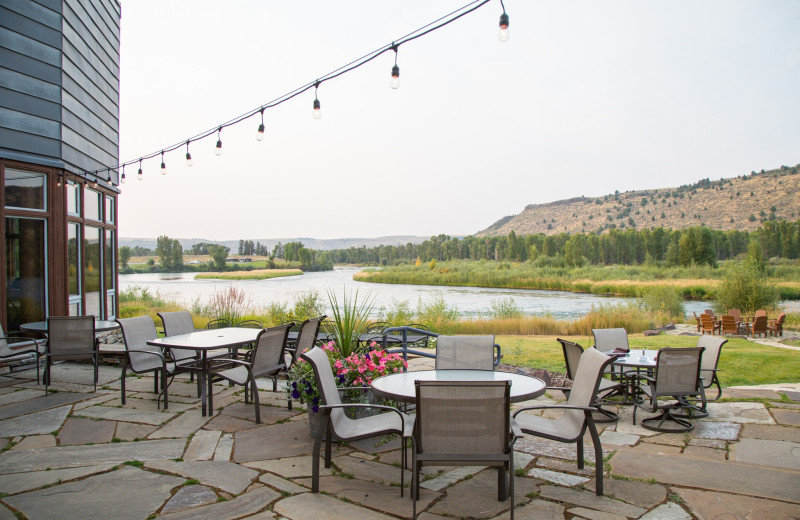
left=121, top=164, right=126, bottom=184
left=93, top=176, right=99, bottom=188
left=498, top=0, right=509, bottom=42
left=86, top=0, right=498, bottom=181
left=56, top=173, right=62, bottom=188
left=312, top=81, right=322, bottom=120
left=160, top=151, right=167, bottom=175
left=107, top=169, right=113, bottom=186
left=256, top=109, right=265, bottom=141
left=185, top=141, right=193, bottom=166
left=390, top=44, right=400, bottom=89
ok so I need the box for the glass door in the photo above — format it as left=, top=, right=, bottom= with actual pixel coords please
left=5, top=217, right=47, bottom=330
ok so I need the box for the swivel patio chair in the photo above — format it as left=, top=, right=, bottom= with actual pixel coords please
left=435, top=335, right=501, bottom=370
left=674, top=335, right=726, bottom=413
left=45, top=316, right=99, bottom=394
left=558, top=338, right=623, bottom=423
left=631, top=347, right=705, bottom=432
left=205, top=318, right=232, bottom=329
left=301, top=346, right=413, bottom=496
left=591, top=328, right=628, bottom=379
left=768, top=313, right=786, bottom=337
left=0, top=325, right=45, bottom=384
left=207, top=323, right=294, bottom=421
left=117, top=316, right=178, bottom=410
left=513, top=347, right=612, bottom=496
left=412, top=380, right=519, bottom=519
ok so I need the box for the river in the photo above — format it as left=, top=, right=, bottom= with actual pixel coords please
left=119, top=266, right=714, bottom=320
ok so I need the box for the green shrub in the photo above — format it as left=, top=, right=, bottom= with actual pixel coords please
left=641, top=286, right=685, bottom=319
left=489, top=297, right=522, bottom=319
left=714, top=258, right=779, bottom=315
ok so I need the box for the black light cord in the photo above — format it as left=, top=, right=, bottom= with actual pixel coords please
left=89, top=0, right=498, bottom=179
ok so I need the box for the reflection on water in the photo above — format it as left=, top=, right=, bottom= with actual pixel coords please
left=120, top=265, right=715, bottom=320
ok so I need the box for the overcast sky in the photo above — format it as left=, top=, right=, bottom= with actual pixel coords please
left=117, top=0, right=800, bottom=241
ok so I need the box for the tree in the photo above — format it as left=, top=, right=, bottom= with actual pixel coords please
left=155, top=236, right=183, bottom=270
left=714, top=257, right=778, bottom=315
left=207, top=245, right=230, bottom=271
left=119, top=246, right=132, bottom=268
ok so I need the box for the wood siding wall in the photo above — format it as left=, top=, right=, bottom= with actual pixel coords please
left=0, top=0, right=120, bottom=184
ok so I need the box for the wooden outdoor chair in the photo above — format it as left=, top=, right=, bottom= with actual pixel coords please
left=768, top=313, right=786, bottom=337
left=720, top=315, right=739, bottom=336
left=700, top=314, right=719, bottom=335
left=749, top=315, right=768, bottom=337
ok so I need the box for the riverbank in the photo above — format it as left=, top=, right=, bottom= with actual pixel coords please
left=195, top=268, right=303, bottom=280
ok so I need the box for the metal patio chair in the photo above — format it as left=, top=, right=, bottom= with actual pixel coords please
left=301, top=346, right=413, bottom=496
left=513, top=347, right=612, bottom=496
left=205, top=318, right=232, bottom=329
left=45, top=316, right=98, bottom=394
left=558, top=338, right=623, bottom=423
left=158, top=311, right=202, bottom=394
left=117, top=315, right=177, bottom=410
left=412, top=380, right=519, bottom=519
left=236, top=319, right=263, bottom=329
left=435, top=335, right=501, bottom=370
left=0, top=325, right=45, bottom=384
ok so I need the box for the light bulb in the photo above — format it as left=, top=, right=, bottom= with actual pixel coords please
left=137, top=168, right=143, bottom=180
left=257, top=123, right=265, bottom=141
left=121, top=172, right=126, bottom=184
left=215, top=139, right=223, bottom=156
left=93, top=179, right=98, bottom=188
left=498, top=13, right=510, bottom=42
left=390, top=65, right=400, bottom=89
left=313, top=98, right=322, bottom=120
left=186, top=152, right=193, bottom=166
left=161, top=161, right=167, bottom=175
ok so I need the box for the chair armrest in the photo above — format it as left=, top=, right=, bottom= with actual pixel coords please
left=494, top=343, right=502, bottom=366
left=318, top=403, right=407, bottom=432
left=125, top=349, right=167, bottom=363
left=622, top=370, right=655, bottom=382
left=6, top=337, right=45, bottom=351
left=208, top=358, right=252, bottom=370
left=513, top=404, right=599, bottom=417
left=510, top=418, right=523, bottom=439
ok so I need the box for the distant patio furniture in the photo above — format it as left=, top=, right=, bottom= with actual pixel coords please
left=749, top=315, right=768, bottom=337
left=728, top=308, right=743, bottom=322
left=207, top=323, right=294, bottom=421
left=720, top=315, right=739, bottom=336
left=558, top=338, right=623, bottom=423
left=768, top=313, right=786, bottom=337
left=117, top=316, right=178, bottom=410
left=205, top=318, right=232, bottom=329
left=754, top=309, right=767, bottom=319
left=365, top=321, right=391, bottom=334
left=692, top=311, right=702, bottom=332
left=704, top=309, right=715, bottom=316
left=700, top=314, right=720, bottom=335
left=158, top=311, right=202, bottom=383
left=301, top=346, right=413, bottom=496
left=407, top=323, right=431, bottom=349
left=513, top=347, right=612, bottom=496
left=0, top=325, right=45, bottom=383
left=236, top=319, right=263, bottom=329
left=631, top=346, right=705, bottom=432
left=45, top=316, right=98, bottom=394
left=412, top=380, right=519, bottom=519
left=435, top=335, right=500, bottom=370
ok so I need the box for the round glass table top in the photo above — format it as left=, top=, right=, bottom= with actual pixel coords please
left=20, top=320, right=121, bottom=333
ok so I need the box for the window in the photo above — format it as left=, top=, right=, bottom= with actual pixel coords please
left=105, top=196, right=115, bottom=224
left=85, top=189, right=102, bottom=221
left=84, top=226, right=102, bottom=317
left=67, top=181, right=80, bottom=216
left=5, top=217, right=47, bottom=329
left=68, top=222, right=81, bottom=315
left=5, top=169, right=46, bottom=210
left=105, top=229, right=115, bottom=318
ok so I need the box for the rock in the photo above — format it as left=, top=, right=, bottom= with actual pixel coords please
left=643, top=329, right=662, bottom=336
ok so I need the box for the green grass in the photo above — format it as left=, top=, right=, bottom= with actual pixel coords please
left=498, top=334, right=800, bottom=387
left=195, top=269, right=303, bottom=280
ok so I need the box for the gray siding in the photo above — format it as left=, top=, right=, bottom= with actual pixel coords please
left=0, top=0, right=120, bottom=184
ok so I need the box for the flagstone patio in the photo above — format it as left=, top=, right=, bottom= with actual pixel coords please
left=0, top=354, right=798, bottom=519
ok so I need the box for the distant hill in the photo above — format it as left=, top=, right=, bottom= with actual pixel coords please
left=119, top=236, right=430, bottom=252
left=478, top=166, right=800, bottom=237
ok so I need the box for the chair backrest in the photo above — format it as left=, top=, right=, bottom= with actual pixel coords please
left=415, top=380, right=510, bottom=458
left=653, top=347, right=704, bottom=396
left=435, top=335, right=495, bottom=370
left=365, top=321, right=391, bottom=334
left=407, top=323, right=430, bottom=348
left=117, top=316, right=162, bottom=372
left=205, top=318, right=231, bottom=329
left=696, top=335, right=726, bottom=382
left=158, top=311, right=195, bottom=336
left=47, top=316, right=95, bottom=359
left=704, top=309, right=715, bottom=316
left=236, top=319, right=263, bottom=329
left=562, top=347, right=615, bottom=438
left=700, top=314, right=715, bottom=332
left=591, top=328, right=629, bottom=353
left=752, top=315, right=768, bottom=334
left=754, top=309, right=767, bottom=318
left=720, top=315, right=737, bottom=333
left=250, top=323, right=292, bottom=376
left=775, top=313, right=786, bottom=325
left=301, top=346, right=347, bottom=432
left=728, top=309, right=742, bottom=321
left=557, top=338, right=584, bottom=380
left=296, top=316, right=325, bottom=355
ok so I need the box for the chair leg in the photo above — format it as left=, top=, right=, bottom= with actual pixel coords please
left=312, top=420, right=325, bottom=493
left=161, top=367, right=169, bottom=411
left=576, top=435, right=584, bottom=469
left=585, top=413, right=604, bottom=496
left=324, top=423, right=333, bottom=468
left=93, top=354, right=98, bottom=392
left=497, top=465, right=506, bottom=501
left=252, top=378, right=260, bottom=424
left=207, top=373, right=214, bottom=416
left=121, top=360, right=128, bottom=405
left=509, top=450, right=515, bottom=520
left=400, top=437, right=405, bottom=498
left=411, top=439, right=418, bottom=519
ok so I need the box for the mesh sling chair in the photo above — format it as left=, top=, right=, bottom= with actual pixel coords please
left=205, top=318, right=232, bottom=329
left=45, top=316, right=99, bottom=394
left=592, top=328, right=628, bottom=381
left=558, top=338, right=623, bottom=423
left=0, top=324, right=45, bottom=384
left=117, top=316, right=177, bottom=410
left=236, top=319, right=263, bottom=328
left=513, top=347, right=613, bottom=496
left=412, top=380, right=520, bottom=520
left=207, top=323, right=294, bottom=422
left=158, top=311, right=202, bottom=392
left=287, top=316, right=325, bottom=369
left=631, top=346, right=705, bottom=432
left=435, top=335, right=501, bottom=370
left=672, top=335, right=726, bottom=415
left=301, top=346, right=413, bottom=496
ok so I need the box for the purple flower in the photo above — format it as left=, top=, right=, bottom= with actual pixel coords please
left=291, top=382, right=297, bottom=389
left=312, top=405, right=319, bottom=413
left=291, top=390, right=301, bottom=399
left=365, top=353, right=371, bottom=361
left=338, top=375, right=346, bottom=384
left=312, top=397, right=319, bottom=405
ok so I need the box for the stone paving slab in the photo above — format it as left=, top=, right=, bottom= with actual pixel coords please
left=567, top=507, right=627, bottom=520
left=75, top=405, right=176, bottom=425
left=599, top=431, right=639, bottom=446
left=103, top=395, right=197, bottom=412
left=58, top=417, right=116, bottom=445
left=428, top=469, right=538, bottom=519
left=219, top=401, right=298, bottom=424
left=0, top=392, right=92, bottom=420
left=731, top=438, right=800, bottom=470
left=741, top=423, right=800, bottom=442
left=242, top=455, right=333, bottom=479
left=0, top=405, right=71, bottom=437
left=676, top=486, right=800, bottom=520
left=158, top=486, right=280, bottom=520
left=273, top=491, right=396, bottom=520
left=161, top=484, right=218, bottom=514
left=259, top=472, right=308, bottom=494
left=536, top=457, right=595, bottom=476
left=538, top=485, right=647, bottom=518
left=14, top=363, right=119, bottom=386
left=682, top=445, right=726, bottom=460
left=584, top=479, right=667, bottom=509
left=516, top=436, right=604, bottom=463
left=214, top=433, right=234, bottom=461
left=638, top=502, right=691, bottom=520
left=145, top=460, right=258, bottom=495
left=0, top=504, right=14, bottom=520
left=204, top=413, right=260, bottom=433
left=333, top=454, right=410, bottom=486
left=610, top=449, right=800, bottom=503
left=527, top=468, right=589, bottom=486
left=489, top=498, right=566, bottom=519
left=0, top=438, right=187, bottom=471
left=148, top=411, right=212, bottom=438
left=296, top=475, right=437, bottom=518
left=72, top=392, right=118, bottom=410
left=0, top=389, right=43, bottom=407
left=9, top=434, right=55, bottom=450
left=705, top=401, right=775, bottom=424
left=4, top=466, right=183, bottom=520
left=115, top=421, right=159, bottom=441
left=184, top=429, right=221, bottom=461
left=0, top=463, right=116, bottom=495
left=233, top=420, right=314, bottom=463
left=772, top=408, right=800, bottom=426
left=693, top=420, right=741, bottom=441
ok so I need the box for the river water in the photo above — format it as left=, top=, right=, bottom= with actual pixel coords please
left=119, top=265, right=714, bottom=320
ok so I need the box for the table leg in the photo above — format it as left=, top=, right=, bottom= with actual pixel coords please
left=200, top=352, right=208, bottom=416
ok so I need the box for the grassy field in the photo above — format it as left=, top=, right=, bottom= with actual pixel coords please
left=195, top=269, right=303, bottom=280
left=497, top=334, right=800, bottom=387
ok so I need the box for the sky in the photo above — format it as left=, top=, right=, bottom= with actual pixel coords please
left=118, top=0, right=800, bottom=241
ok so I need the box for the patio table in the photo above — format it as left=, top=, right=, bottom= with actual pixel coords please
left=20, top=320, right=120, bottom=333
left=147, top=328, right=259, bottom=416
left=611, top=349, right=657, bottom=404
left=370, top=369, right=546, bottom=404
